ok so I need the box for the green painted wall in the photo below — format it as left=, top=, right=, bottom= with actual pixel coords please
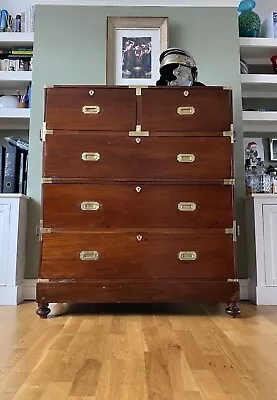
left=26, top=5, right=245, bottom=278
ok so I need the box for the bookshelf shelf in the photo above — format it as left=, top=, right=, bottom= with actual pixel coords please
left=243, top=111, right=277, bottom=132
left=0, top=71, right=32, bottom=90
left=0, top=32, right=34, bottom=48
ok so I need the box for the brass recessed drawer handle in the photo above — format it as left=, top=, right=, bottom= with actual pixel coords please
left=80, top=251, right=99, bottom=261
left=178, top=202, right=197, bottom=212
left=177, top=154, right=196, bottom=163
left=177, top=106, right=195, bottom=116
left=80, top=201, right=100, bottom=211
left=82, top=152, right=100, bottom=162
left=82, top=105, right=100, bottom=114
left=178, top=251, right=197, bottom=261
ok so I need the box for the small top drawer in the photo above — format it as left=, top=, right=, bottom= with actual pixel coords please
left=44, top=86, right=137, bottom=131
left=140, top=86, right=232, bottom=132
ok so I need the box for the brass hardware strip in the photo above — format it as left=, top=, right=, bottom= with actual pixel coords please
left=39, top=220, right=52, bottom=241
left=223, top=86, right=232, bottom=90
left=41, top=178, right=53, bottom=184
left=177, top=106, right=195, bottom=116
left=227, top=278, right=239, bottom=283
left=44, top=84, right=54, bottom=89
left=129, top=125, right=149, bottom=137
left=129, top=86, right=148, bottom=96
left=223, top=124, right=234, bottom=143
left=41, top=122, right=54, bottom=142
left=80, top=251, right=99, bottom=261
left=225, top=221, right=237, bottom=242
left=38, top=278, right=50, bottom=283
left=177, top=154, right=196, bottom=163
left=223, top=179, right=235, bottom=186
left=178, top=251, right=197, bottom=261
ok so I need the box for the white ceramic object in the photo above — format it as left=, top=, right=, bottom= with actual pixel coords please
left=0, top=95, right=18, bottom=108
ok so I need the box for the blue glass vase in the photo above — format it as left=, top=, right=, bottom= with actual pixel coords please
left=238, top=0, right=261, bottom=37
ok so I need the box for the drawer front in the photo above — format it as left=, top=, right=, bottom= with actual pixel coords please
left=44, top=86, right=137, bottom=131
left=140, top=87, right=232, bottom=132
left=43, top=184, right=234, bottom=229
left=43, top=135, right=233, bottom=180
left=40, top=232, right=235, bottom=280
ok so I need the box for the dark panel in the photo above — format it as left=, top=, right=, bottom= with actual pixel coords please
left=43, top=183, right=234, bottom=229
left=40, top=231, right=236, bottom=280
left=140, top=86, right=232, bottom=132
left=45, top=86, right=137, bottom=131
left=43, top=135, right=233, bottom=180
left=37, top=280, right=240, bottom=304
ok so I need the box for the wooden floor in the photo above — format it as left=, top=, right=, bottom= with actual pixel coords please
left=0, top=302, right=277, bottom=399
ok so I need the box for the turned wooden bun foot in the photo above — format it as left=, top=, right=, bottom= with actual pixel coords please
left=36, top=303, right=51, bottom=318
left=226, top=303, right=240, bottom=318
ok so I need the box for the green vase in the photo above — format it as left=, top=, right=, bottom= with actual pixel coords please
left=239, top=10, right=261, bottom=37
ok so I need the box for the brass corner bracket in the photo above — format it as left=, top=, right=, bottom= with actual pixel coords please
left=225, top=221, right=238, bottom=242
left=129, top=86, right=148, bottom=96
left=41, top=122, right=54, bottom=142
left=223, top=179, right=235, bottom=186
left=41, top=177, right=53, bottom=184
left=223, top=124, right=234, bottom=143
left=129, top=125, right=149, bottom=137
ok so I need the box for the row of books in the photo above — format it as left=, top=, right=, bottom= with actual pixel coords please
left=0, top=137, right=29, bottom=194
left=0, top=58, right=32, bottom=72
left=0, top=48, right=33, bottom=71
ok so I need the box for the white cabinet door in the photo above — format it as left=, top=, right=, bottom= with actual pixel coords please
left=0, top=204, right=11, bottom=286
left=263, top=205, right=277, bottom=287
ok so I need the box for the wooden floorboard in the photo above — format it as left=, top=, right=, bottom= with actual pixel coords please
left=0, top=301, right=277, bottom=399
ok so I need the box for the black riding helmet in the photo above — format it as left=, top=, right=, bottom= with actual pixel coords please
left=156, top=47, right=205, bottom=86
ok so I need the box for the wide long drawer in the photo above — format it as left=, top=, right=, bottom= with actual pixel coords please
left=140, top=86, right=232, bottom=132
left=43, top=183, right=234, bottom=229
left=43, top=135, right=233, bottom=180
left=44, top=86, right=137, bottom=131
left=40, top=231, right=236, bottom=280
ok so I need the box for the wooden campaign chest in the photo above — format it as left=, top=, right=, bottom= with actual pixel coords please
left=36, top=85, right=240, bottom=318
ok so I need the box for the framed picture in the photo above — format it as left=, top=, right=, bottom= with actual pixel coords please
left=244, top=138, right=265, bottom=165
left=106, top=16, right=169, bottom=86
left=270, top=138, right=277, bottom=161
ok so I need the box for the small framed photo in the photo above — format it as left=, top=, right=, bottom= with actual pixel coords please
left=244, top=138, right=265, bottom=165
left=270, top=138, right=277, bottom=161
left=106, top=16, right=169, bottom=86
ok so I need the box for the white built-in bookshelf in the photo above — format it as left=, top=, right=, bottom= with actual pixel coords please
left=240, top=37, right=277, bottom=134
left=0, top=32, right=33, bottom=130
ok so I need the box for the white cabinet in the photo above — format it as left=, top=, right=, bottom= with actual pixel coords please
left=0, top=194, right=29, bottom=305
left=246, top=194, right=277, bottom=305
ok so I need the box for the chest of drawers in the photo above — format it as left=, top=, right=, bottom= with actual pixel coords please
left=36, top=85, right=240, bottom=318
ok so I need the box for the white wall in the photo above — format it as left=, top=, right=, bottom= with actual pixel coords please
left=1, top=0, right=35, bottom=15
left=255, top=0, right=277, bottom=22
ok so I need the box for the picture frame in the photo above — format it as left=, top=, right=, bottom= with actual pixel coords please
left=106, top=16, right=169, bottom=86
left=244, top=137, right=265, bottom=165
left=269, top=138, right=277, bottom=161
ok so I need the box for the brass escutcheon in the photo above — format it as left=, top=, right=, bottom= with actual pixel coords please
left=82, top=152, right=100, bottom=162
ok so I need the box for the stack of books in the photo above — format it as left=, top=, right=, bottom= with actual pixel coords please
left=0, top=136, right=29, bottom=194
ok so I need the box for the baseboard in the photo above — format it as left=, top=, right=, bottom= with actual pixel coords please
left=22, top=279, right=250, bottom=302
left=23, top=279, right=37, bottom=300
left=239, top=279, right=249, bottom=301
left=0, top=284, right=24, bottom=305
left=249, top=281, right=277, bottom=305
